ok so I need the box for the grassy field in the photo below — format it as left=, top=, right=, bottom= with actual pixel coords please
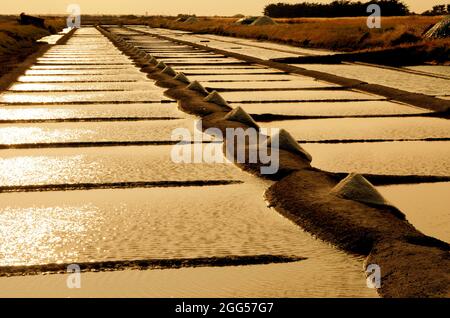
left=96, top=15, right=448, bottom=64
left=139, top=16, right=444, bottom=51
left=0, top=16, right=66, bottom=77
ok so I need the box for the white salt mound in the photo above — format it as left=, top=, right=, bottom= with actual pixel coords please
left=204, top=91, right=230, bottom=107
left=156, top=61, right=167, bottom=69
left=161, top=66, right=177, bottom=76
left=224, top=106, right=259, bottom=129
left=184, top=16, right=199, bottom=24
left=187, top=81, right=209, bottom=94
left=251, top=16, right=277, bottom=26
left=267, top=129, right=312, bottom=162
left=331, top=173, right=391, bottom=206
left=174, top=72, right=191, bottom=83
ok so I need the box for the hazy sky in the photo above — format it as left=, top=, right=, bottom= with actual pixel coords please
left=2, top=0, right=445, bottom=15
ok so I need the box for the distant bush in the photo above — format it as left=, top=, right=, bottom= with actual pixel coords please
left=264, top=0, right=410, bottom=18
left=422, top=4, right=449, bottom=16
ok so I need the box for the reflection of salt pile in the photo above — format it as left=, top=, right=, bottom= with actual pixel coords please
left=251, top=16, right=277, bottom=26
left=424, top=15, right=450, bottom=38
left=331, top=173, right=390, bottom=206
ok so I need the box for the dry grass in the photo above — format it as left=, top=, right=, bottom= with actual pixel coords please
left=0, top=18, right=66, bottom=53
left=136, top=16, right=445, bottom=52
left=103, top=15, right=447, bottom=64
left=0, top=17, right=66, bottom=77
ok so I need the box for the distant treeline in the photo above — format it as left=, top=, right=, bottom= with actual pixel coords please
left=264, top=0, right=410, bottom=18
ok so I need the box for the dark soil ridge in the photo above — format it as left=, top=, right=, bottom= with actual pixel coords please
left=0, top=255, right=305, bottom=277
left=99, top=26, right=450, bottom=298
left=122, top=26, right=450, bottom=115
left=0, top=100, right=174, bottom=105
left=0, top=180, right=243, bottom=193
left=0, top=117, right=182, bottom=124
left=0, top=140, right=217, bottom=149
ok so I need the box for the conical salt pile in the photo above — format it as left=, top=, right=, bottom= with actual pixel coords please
left=156, top=61, right=167, bottom=69
left=251, top=16, right=277, bottom=26
left=234, top=16, right=257, bottom=25
left=184, top=16, right=199, bottom=24
left=331, top=173, right=390, bottom=206
left=174, top=72, right=190, bottom=83
left=186, top=81, right=209, bottom=94
left=265, top=129, right=312, bottom=162
left=161, top=66, right=177, bottom=76
left=204, top=91, right=230, bottom=107
left=224, top=106, right=259, bottom=129
left=147, top=55, right=158, bottom=65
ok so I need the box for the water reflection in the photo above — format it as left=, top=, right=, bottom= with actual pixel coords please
left=303, top=141, right=450, bottom=176
left=261, top=117, right=450, bottom=141
left=378, top=182, right=450, bottom=243
left=0, top=184, right=375, bottom=298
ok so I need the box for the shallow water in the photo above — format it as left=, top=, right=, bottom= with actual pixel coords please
left=38, top=27, right=72, bottom=44
left=404, top=65, right=450, bottom=78
left=143, top=47, right=198, bottom=53
left=0, top=90, right=170, bottom=104
left=0, top=104, right=186, bottom=121
left=0, top=183, right=377, bottom=297
left=0, top=119, right=199, bottom=144
left=159, top=58, right=246, bottom=65
left=303, top=141, right=450, bottom=176
left=150, top=53, right=224, bottom=58
left=173, top=65, right=263, bottom=70
left=0, top=183, right=333, bottom=265
left=0, top=260, right=377, bottom=298
left=186, top=74, right=305, bottom=82
left=222, top=90, right=384, bottom=103
left=0, top=145, right=245, bottom=187
left=30, top=65, right=131, bottom=70
left=183, top=68, right=282, bottom=75
left=205, top=80, right=336, bottom=90
left=38, top=57, right=131, bottom=62
left=378, top=182, right=450, bottom=243
left=233, top=101, right=428, bottom=116
left=295, top=64, right=450, bottom=97
left=25, top=69, right=141, bottom=75
left=16, top=74, right=148, bottom=83
left=260, top=117, right=450, bottom=141
left=9, top=82, right=160, bottom=92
